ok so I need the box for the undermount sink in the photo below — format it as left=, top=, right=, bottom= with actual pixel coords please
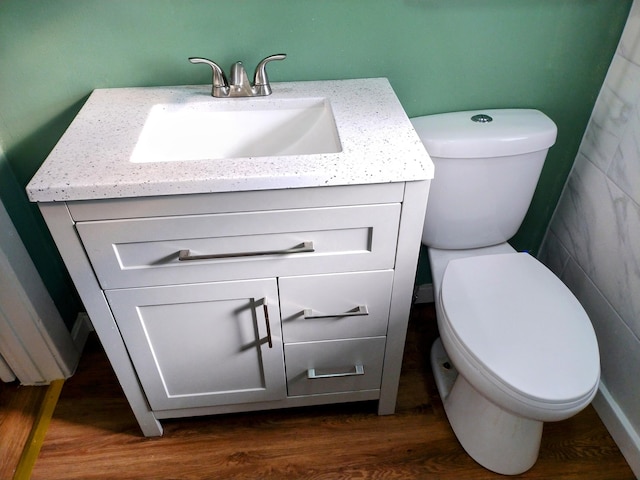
left=130, top=97, right=342, bottom=163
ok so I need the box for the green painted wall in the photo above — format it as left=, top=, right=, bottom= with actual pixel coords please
left=0, top=0, right=631, bottom=320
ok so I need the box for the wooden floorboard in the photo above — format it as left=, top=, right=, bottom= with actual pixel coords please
left=29, top=304, right=634, bottom=479
left=0, top=381, right=48, bottom=479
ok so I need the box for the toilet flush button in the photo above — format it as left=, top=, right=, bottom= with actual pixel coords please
left=471, top=114, right=493, bottom=123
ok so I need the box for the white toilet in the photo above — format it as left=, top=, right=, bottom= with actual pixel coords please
left=411, top=109, right=600, bottom=475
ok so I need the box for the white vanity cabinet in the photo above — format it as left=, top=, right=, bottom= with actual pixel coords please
left=38, top=181, right=429, bottom=436
left=27, top=79, right=433, bottom=436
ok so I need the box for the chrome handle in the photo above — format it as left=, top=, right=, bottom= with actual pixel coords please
left=307, top=365, right=364, bottom=379
left=303, top=305, right=369, bottom=319
left=188, top=57, right=229, bottom=97
left=178, top=241, right=314, bottom=261
left=253, top=53, right=287, bottom=94
left=262, top=299, right=273, bottom=349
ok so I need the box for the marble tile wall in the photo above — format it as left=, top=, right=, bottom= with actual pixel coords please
left=539, top=0, right=640, bottom=473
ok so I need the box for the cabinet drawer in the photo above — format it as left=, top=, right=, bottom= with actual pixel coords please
left=284, top=337, right=386, bottom=397
left=77, top=204, right=400, bottom=289
left=279, top=271, right=393, bottom=342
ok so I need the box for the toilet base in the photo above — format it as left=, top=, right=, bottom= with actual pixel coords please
left=430, top=337, right=458, bottom=401
left=431, top=338, right=543, bottom=475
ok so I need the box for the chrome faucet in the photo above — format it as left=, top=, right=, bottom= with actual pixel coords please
left=188, top=54, right=286, bottom=97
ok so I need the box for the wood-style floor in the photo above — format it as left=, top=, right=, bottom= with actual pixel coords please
left=0, top=381, right=48, bottom=479
left=18, top=304, right=636, bottom=479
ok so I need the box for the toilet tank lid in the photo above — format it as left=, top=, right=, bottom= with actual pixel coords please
left=410, top=109, right=557, bottom=158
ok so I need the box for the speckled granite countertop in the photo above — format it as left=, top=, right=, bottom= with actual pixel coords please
left=27, top=78, right=433, bottom=202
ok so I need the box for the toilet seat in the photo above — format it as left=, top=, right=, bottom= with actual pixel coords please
left=440, top=253, right=599, bottom=408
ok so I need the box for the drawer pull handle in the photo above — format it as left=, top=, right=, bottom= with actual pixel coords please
left=307, top=365, right=365, bottom=379
left=262, top=299, right=273, bottom=349
left=178, top=241, right=314, bottom=261
left=303, top=305, right=369, bottom=319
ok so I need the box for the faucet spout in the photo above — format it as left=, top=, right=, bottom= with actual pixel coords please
left=228, top=62, right=254, bottom=96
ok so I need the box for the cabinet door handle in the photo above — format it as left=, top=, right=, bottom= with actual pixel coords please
left=177, top=241, right=314, bottom=261
left=303, top=305, right=369, bottom=319
left=262, top=299, right=273, bottom=349
left=307, top=365, right=365, bottom=379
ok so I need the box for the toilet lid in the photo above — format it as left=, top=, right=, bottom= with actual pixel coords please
left=441, top=252, right=599, bottom=404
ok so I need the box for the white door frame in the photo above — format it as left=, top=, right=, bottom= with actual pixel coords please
left=0, top=197, right=83, bottom=385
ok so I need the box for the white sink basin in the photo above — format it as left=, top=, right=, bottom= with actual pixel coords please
left=131, top=97, right=342, bottom=163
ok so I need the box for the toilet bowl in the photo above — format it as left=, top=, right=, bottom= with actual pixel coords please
left=412, top=110, right=601, bottom=475
left=430, top=247, right=600, bottom=475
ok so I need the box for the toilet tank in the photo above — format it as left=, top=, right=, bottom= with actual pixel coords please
left=411, top=109, right=557, bottom=249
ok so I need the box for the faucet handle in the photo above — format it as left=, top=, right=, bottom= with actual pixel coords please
left=253, top=54, right=287, bottom=95
left=188, top=57, right=229, bottom=96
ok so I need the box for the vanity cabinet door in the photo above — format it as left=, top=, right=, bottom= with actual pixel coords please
left=106, top=279, right=285, bottom=411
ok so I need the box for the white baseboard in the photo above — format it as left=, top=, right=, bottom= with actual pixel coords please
left=71, top=312, right=93, bottom=352
left=414, top=283, right=434, bottom=304
left=592, top=383, right=640, bottom=477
